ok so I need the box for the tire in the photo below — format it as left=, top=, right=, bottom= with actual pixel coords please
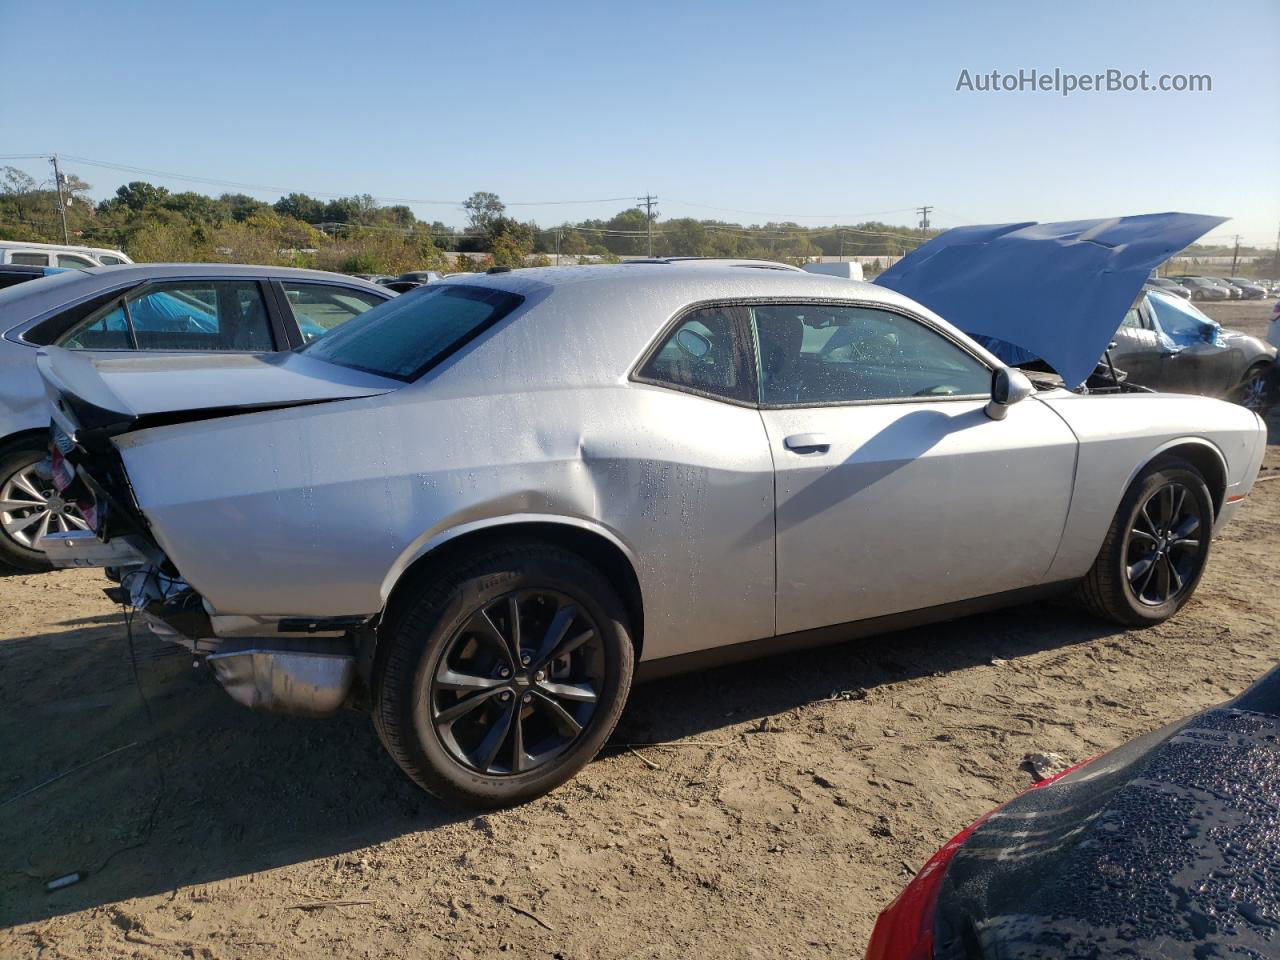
left=1078, top=458, right=1213, bottom=627
left=1191, top=291, right=1204, bottom=302
left=373, top=540, right=635, bottom=808
left=0, top=438, right=57, bottom=572
left=1232, top=363, right=1272, bottom=413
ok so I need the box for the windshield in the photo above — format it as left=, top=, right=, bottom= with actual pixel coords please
left=300, top=283, right=524, bottom=381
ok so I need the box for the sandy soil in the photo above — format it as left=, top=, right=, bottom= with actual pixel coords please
left=2, top=303, right=1278, bottom=959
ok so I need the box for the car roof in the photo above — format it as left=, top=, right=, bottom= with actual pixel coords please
left=412, top=264, right=991, bottom=395
left=438, top=262, right=870, bottom=298
left=620, top=256, right=803, bottom=272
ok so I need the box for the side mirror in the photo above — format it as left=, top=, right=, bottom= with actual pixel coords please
left=986, top=367, right=1034, bottom=421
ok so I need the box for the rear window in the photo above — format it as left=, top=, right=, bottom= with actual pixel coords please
left=300, top=284, right=523, bottom=381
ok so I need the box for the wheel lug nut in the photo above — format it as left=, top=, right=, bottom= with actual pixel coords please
left=499, top=667, right=511, bottom=678
left=522, top=693, right=532, bottom=704
left=500, top=691, right=512, bottom=702
left=520, top=654, right=531, bottom=666
left=534, top=671, right=545, bottom=682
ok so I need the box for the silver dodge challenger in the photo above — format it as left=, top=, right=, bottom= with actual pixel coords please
left=36, top=263, right=1266, bottom=806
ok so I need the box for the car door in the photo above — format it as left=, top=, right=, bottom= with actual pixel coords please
left=1146, top=290, right=1236, bottom=396
left=1109, top=302, right=1163, bottom=388
left=269, top=280, right=389, bottom=347
left=750, top=300, right=1078, bottom=636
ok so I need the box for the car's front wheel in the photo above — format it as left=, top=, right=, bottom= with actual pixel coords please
left=1078, top=458, right=1213, bottom=626
left=373, top=540, right=634, bottom=807
left=0, top=437, right=88, bottom=572
left=1233, top=364, right=1272, bottom=413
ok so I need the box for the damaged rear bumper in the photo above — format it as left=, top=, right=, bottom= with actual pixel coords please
left=47, top=534, right=368, bottom=716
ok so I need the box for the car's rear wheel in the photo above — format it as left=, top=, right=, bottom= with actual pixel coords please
left=373, top=540, right=634, bottom=807
left=1233, top=364, right=1272, bottom=413
left=1078, top=458, right=1213, bottom=626
left=0, top=438, right=88, bottom=572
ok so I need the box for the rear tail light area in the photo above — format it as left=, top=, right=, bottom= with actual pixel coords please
left=48, top=425, right=100, bottom=532
left=865, top=759, right=1096, bottom=960
left=865, top=817, right=990, bottom=960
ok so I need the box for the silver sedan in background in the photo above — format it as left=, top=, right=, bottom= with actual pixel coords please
left=39, top=264, right=1265, bottom=806
left=0, top=264, right=392, bottom=570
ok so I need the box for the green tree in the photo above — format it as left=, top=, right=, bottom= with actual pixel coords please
left=274, top=192, right=325, bottom=223
left=111, top=180, right=170, bottom=211
left=463, top=191, right=505, bottom=235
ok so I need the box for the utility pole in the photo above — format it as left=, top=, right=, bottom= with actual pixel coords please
left=838, top=231, right=845, bottom=261
left=637, top=194, right=658, bottom=258
left=50, top=154, right=70, bottom=244
left=916, top=206, right=932, bottom=231
left=554, top=227, right=561, bottom=266
left=1230, top=234, right=1242, bottom=276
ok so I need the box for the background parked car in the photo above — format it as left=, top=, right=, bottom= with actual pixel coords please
left=1224, top=276, right=1268, bottom=299
left=1171, top=276, right=1230, bottom=301
left=0, top=263, right=393, bottom=570
left=1147, top=276, right=1191, bottom=298
left=0, top=263, right=68, bottom=291
left=1207, top=276, right=1244, bottom=299
left=866, top=663, right=1280, bottom=960
left=0, top=240, right=132, bottom=268
left=1109, top=286, right=1275, bottom=410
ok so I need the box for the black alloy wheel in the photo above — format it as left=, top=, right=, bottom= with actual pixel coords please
left=1125, top=481, right=1205, bottom=607
left=429, top=589, right=605, bottom=776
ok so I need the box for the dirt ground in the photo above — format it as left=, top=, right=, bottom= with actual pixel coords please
left=2, top=299, right=1278, bottom=959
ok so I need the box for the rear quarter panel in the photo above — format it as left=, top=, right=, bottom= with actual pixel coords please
left=1040, top=392, right=1264, bottom=581
left=114, top=380, right=777, bottom=662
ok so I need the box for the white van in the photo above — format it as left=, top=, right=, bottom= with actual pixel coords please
left=0, top=240, right=133, bottom=268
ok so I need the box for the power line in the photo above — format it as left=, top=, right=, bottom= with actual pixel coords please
left=8, top=153, right=637, bottom=209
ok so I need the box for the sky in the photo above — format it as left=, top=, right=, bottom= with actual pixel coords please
left=2, top=0, right=1277, bottom=247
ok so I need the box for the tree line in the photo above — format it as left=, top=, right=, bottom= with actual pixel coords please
left=5, top=165, right=1267, bottom=276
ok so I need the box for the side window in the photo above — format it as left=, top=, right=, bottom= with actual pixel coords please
left=637, top=306, right=753, bottom=402
left=1120, top=308, right=1143, bottom=329
left=56, top=254, right=96, bottom=268
left=753, top=303, right=991, bottom=406
left=57, top=280, right=274, bottom=352
left=10, top=253, right=49, bottom=266
left=281, top=282, right=385, bottom=342
left=98, top=255, right=124, bottom=265
left=59, top=302, right=132, bottom=350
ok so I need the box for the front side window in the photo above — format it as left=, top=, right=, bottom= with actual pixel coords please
left=281, top=281, right=385, bottom=343
left=301, top=283, right=523, bottom=381
left=636, top=305, right=753, bottom=403
left=57, top=279, right=273, bottom=351
left=753, top=303, right=991, bottom=406
left=1147, top=289, right=1220, bottom=347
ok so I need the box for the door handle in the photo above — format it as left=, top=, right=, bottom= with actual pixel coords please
left=783, top=433, right=831, bottom=454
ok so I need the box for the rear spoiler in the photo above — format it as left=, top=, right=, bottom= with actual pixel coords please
left=36, top=347, right=369, bottom=451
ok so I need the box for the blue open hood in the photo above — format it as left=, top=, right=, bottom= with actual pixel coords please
left=875, top=213, right=1226, bottom=388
